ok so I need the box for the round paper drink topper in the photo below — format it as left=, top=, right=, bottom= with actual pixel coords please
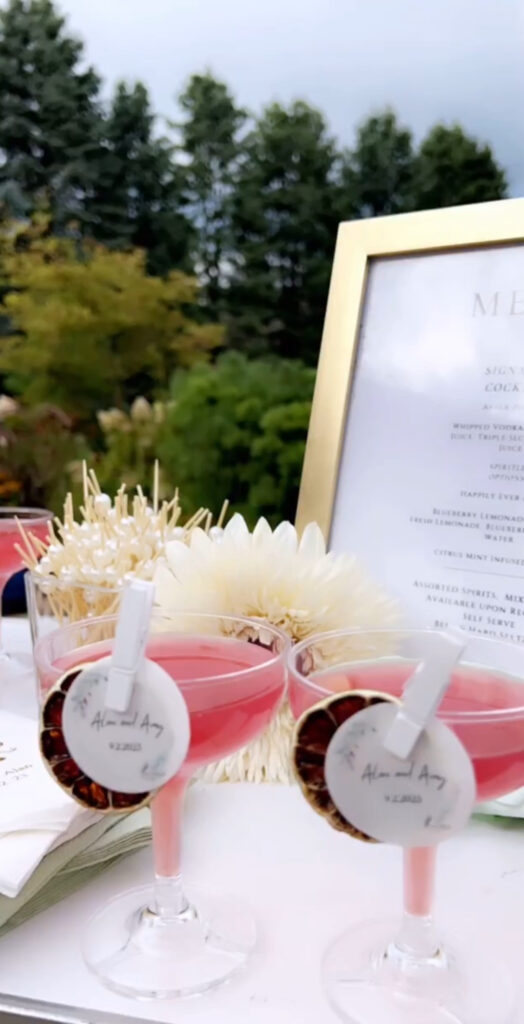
left=292, top=690, right=399, bottom=841
left=324, top=701, right=476, bottom=847
left=40, top=656, right=191, bottom=813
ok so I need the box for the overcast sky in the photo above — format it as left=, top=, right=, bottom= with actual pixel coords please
left=57, top=0, right=524, bottom=194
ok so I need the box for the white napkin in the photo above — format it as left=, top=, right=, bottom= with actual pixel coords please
left=0, top=711, right=99, bottom=897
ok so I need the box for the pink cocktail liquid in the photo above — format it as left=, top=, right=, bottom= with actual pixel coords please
left=39, top=632, right=285, bottom=875
left=0, top=518, right=50, bottom=581
left=291, top=659, right=524, bottom=801
left=290, top=658, right=524, bottom=914
left=1, top=513, right=51, bottom=652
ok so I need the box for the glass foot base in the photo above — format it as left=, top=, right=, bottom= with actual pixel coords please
left=323, top=919, right=515, bottom=1024
left=83, top=883, right=257, bottom=1000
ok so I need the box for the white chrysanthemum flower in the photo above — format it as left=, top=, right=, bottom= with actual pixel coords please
left=154, top=513, right=398, bottom=784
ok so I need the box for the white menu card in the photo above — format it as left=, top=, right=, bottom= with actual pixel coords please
left=331, top=244, right=524, bottom=644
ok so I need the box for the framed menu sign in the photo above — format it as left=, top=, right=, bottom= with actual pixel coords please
left=296, top=198, right=524, bottom=643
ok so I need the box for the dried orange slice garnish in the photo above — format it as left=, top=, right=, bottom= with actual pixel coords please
left=39, top=666, right=151, bottom=813
left=292, top=690, right=399, bottom=841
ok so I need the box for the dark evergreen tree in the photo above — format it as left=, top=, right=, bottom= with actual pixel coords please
left=0, top=0, right=102, bottom=228
left=341, top=109, right=415, bottom=217
left=413, top=124, right=507, bottom=209
left=229, top=100, right=340, bottom=363
left=89, top=81, right=190, bottom=275
left=176, top=72, right=246, bottom=310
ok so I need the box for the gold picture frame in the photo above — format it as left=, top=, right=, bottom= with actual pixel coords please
left=296, top=197, right=524, bottom=540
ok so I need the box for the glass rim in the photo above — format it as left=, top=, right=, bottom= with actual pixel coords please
left=34, top=609, right=290, bottom=685
left=0, top=506, right=53, bottom=522
left=288, top=625, right=524, bottom=723
left=27, top=570, right=121, bottom=594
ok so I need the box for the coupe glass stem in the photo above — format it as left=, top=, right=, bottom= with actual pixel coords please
left=393, top=846, right=441, bottom=960
left=150, top=773, right=191, bottom=918
left=0, top=573, right=8, bottom=651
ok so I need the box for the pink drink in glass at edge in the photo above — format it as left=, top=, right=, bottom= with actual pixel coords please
left=0, top=509, right=51, bottom=593
left=290, top=657, right=524, bottom=916
left=40, top=630, right=284, bottom=875
left=0, top=508, right=52, bottom=678
left=0, top=524, right=29, bottom=580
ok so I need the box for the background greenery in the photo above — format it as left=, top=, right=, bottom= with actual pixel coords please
left=0, top=0, right=508, bottom=525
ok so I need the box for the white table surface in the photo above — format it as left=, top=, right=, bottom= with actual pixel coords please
left=1, top=619, right=524, bottom=1024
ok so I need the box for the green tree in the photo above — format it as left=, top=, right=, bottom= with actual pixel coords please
left=249, top=400, right=313, bottom=524
left=341, top=109, right=415, bottom=217
left=158, top=351, right=315, bottom=525
left=90, top=81, right=190, bottom=275
left=0, top=221, right=222, bottom=425
left=177, top=72, right=246, bottom=310
left=413, top=124, right=507, bottom=209
left=0, top=0, right=102, bottom=228
left=229, top=100, right=340, bottom=363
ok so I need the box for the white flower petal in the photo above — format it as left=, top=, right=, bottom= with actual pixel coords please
left=272, top=521, right=298, bottom=555
left=164, top=539, right=198, bottom=582
left=153, top=561, right=177, bottom=606
left=298, top=522, right=326, bottom=561
left=252, top=518, right=273, bottom=545
left=188, top=527, right=213, bottom=556
left=224, top=512, right=250, bottom=540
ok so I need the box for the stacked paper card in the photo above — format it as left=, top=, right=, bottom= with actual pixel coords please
left=0, top=709, right=151, bottom=932
left=0, top=710, right=100, bottom=897
left=0, top=809, right=151, bottom=934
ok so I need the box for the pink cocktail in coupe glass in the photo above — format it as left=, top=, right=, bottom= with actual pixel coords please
left=0, top=507, right=52, bottom=681
left=35, top=611, right=288, bottom=1000
left=289, top=628, right=524, bottom=1024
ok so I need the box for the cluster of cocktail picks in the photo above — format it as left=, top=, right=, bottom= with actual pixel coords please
left=17, top=461, right=228, bottom=625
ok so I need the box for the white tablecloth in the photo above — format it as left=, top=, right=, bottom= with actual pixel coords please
left=1, top=619, right=524, bottom=1024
